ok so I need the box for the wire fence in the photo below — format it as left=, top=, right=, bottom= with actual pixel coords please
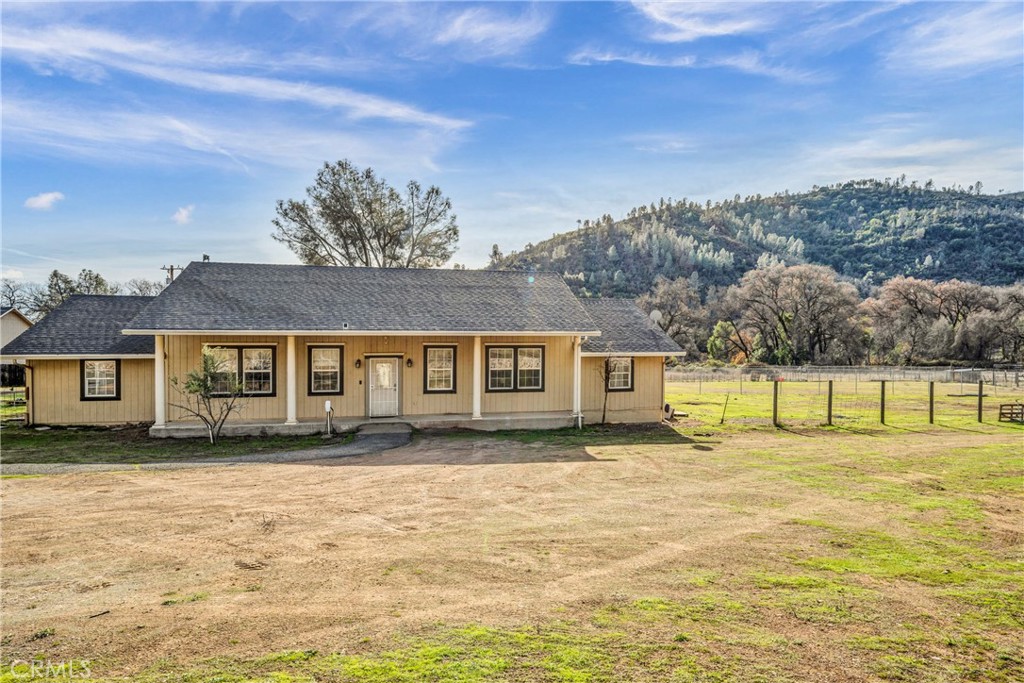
left=664, top=378, right=1024, bottom=429
left=666, top=365, right=1024, bottom=389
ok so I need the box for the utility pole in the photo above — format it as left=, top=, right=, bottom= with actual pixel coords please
left=161, top=265, right=184, bottom=284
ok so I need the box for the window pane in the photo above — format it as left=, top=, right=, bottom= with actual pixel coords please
left=84, top=361, right=117, bottom=397
left=517, top=348, right=542, bottom=389
left=242, top=348, right=273, bottom=394
left=488, top=348, right=513, bottom=389
left=608, top=357, right=631, bottom=389
left=310, top=348, right=341, bottom=393
left=208, top=347, right=238, bottom=394
left=426, top=347, right=454, bottom=391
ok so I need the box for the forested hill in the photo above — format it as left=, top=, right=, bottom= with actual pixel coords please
left=489, top=179, right=1024, bottom=297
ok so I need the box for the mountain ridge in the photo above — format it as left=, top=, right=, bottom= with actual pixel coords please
left=489, top=179, right=1024, bottom=297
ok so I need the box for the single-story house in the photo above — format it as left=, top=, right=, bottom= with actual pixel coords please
left=1, top=306, right=33, bottom=387
left=1, top=262, right=681, bottom=436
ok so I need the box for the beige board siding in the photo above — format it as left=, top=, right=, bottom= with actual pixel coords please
left=481, top=336, right=573, bottom=414
left=582, top=356, right=664, bottom=424
left=29, top=359, right=154, bottom=425
left=1, top=313, right=31, bottom=348
left=165, top=335, right=285, bottom=423
left=164, top=334, right=576, bottom=423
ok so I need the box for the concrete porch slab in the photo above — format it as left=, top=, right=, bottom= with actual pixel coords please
left=149, top=412, right=575, bottom=438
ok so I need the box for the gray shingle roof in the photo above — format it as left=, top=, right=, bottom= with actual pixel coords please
left=125, top=262, right=600, bottom=334
left=579, top=299, right=682, bottom=355
left=1, top=295, right=155, bottom=356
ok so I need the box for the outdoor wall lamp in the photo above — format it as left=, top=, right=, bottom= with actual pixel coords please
left=406, top=358, right=414, bottom=368
left=354, top=359, right=361, bottom=369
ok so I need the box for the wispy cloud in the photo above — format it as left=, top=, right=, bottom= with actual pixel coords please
left=632, top=1, right=776, bottom=42
left=707, top=51, right=823, bottom=84
left=434, top=5, right=551, bottom=58
left=569, top=48, right=695, bottom=68
left=2, top=97, right=455, bottom=172
left=24, top=191, right=65, bottom=210
left=172, top=205, right=195, bottom=225
left=2, top=24, right=469, bottom=131
left=803, top=117, right=1023, bottom=191
left=626, top=133, right=697, bottom=154
left=888, top=3, right=1023, bottom=74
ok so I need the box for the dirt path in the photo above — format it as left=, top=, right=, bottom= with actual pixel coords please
left=0, top=424, right=411, bottom=475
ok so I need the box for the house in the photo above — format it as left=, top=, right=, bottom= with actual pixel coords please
left=1, top=306, right=33, bottom=387
left=1, top=262, right=681, bottom=435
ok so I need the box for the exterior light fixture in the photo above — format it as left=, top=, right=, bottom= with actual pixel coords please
left=354, top=358, right=362, bottom=369
left=406, top=358, right=414, bottom=368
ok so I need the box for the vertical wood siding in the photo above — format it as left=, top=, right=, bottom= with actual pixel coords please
left=581, top=356, right=663, bottom=423
left=30, top=359, right=154, bottom=425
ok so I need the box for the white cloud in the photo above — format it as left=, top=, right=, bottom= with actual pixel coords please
left=172, top=205, right=195, bottom=225
left=632, top=1, right=776, bottom=42
left=626, top=133, right=697, bottom=154
left=801, top=119, right=1023, bottom=193
left=23, top=191, right=65, bottom=210
left=2, top=24, right=469, bottom=131
left=434, top=6, right=551, bottom=58
left=888, top=3, right=1024, bottom=74
left=0, top=269, right=25, bottom=280
left=2, top=97, right=458, bottom=173
left=707, top=51, right=824, bottom=84
left=569, top=48, right=696, bottom=68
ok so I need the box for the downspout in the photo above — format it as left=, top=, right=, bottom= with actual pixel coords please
left=23, top=362, right=34, bottom=427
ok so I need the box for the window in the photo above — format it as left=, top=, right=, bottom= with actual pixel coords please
left=208, top=347, right=239, bottom=395
left=487, top=346, right=544, bottom=391
left=606, top=357, right=634, bottom=392
left=81, top=360, right=120, bottom=400
left=424, top=346, right=456, bottom=393
left=206, top=346, right=275, bottom=396
left=243, top=348, right=274, bottom=394
left=309, top=346, right=343, bottom=395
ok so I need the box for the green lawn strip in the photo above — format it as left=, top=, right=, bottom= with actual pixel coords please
left=0, top=425, right=350, bottom=464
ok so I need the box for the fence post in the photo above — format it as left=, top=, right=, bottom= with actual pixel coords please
left=772, top=380, right=779, bottom=427
left=928, top=381, right=934, bottom=424
left=827, top=380, right=833, bottom=426
left=978, top=380, right=983, bottom=423
left=880, top=380, right=886, bottom=424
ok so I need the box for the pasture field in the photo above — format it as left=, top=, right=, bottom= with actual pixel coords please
left=665, top=379, right=1024, bottom=432
left=0, top=399, right=1021, bottom=681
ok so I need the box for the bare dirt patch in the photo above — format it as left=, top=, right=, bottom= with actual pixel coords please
left=1, top=427, right=1021, bottom=681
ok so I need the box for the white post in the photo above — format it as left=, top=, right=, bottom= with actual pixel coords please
left=472, top=335, right=482, bottom=419
left=573, top=336, right=582, bottom=428
left=285, top=335, right=297, bottom=424
left=154, top=334, right=166, bottom=427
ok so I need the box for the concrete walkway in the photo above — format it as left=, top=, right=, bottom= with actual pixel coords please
left=1, top=423, right=413, bottom=476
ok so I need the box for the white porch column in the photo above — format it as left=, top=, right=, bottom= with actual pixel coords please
left=572, top=336, right=582, bottom=428
left=472, top=335, right=482, bottom=419
left=285, top=335, right=297, bottom=424
left=154, top=334, right=166, bottom=427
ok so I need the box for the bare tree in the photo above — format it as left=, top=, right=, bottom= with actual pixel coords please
left=123, top=278, right=165, bottom=296
left=0, top=279, right=30, bottom=310
left=636, top=276, right=708, bottom=358
left=272, top=160, right=458, bottom=268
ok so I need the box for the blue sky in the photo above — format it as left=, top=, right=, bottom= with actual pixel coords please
left=2, top=1, right=1022, bottom=284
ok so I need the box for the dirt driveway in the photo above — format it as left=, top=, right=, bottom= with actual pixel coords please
left=1, top=428, right=1021, bottom=681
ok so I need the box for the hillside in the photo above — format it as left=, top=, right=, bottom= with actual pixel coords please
left=489, top=179, right=1024, bottom=296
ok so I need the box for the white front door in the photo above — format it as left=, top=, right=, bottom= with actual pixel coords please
left=368, top=357, right=400, bottom=417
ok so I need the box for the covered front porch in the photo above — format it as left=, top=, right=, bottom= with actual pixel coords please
left=148, top=410, right=576, bottom=438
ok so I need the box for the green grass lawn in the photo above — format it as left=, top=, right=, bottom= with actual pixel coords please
left=0, top=424, right=345, bottom=465
left=665, top=379, right=1024, bottom=433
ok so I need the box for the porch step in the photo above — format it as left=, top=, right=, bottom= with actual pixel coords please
left=357, top=422, right=413, bottom=435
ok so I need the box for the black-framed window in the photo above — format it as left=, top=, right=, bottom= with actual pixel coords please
left=424, top=345, right=456, bottom=393
left=606, top=357, right=634, bottom=392
left=487, top=345, right=545, bottom=392
left=308, top=346, right=344, bottom=395
left=80, top=359, right=120, bottom=401
left=206, top=345, right=275, bottom=397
